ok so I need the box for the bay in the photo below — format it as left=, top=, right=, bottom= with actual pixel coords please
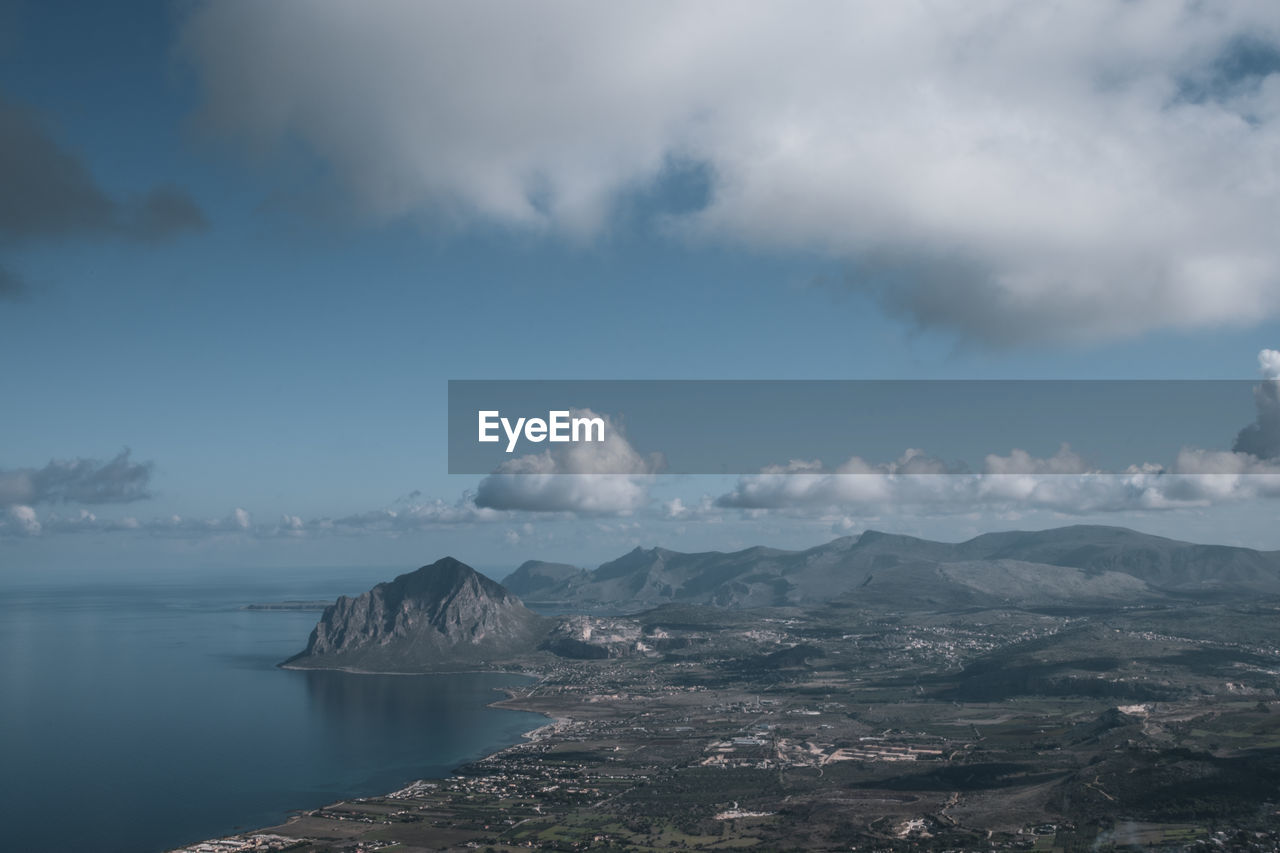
left=0, top=569, right=545, bottom=853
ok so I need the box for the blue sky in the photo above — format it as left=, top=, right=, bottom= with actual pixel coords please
left=4, top=1, right=1280, bottom=576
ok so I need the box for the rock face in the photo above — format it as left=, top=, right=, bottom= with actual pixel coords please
left=539, top=615, right=644, bottom=659
left=283, top=557, right=549, bottom=672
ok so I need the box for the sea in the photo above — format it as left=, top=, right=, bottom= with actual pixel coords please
left=0, top=566, right=546, bottom=853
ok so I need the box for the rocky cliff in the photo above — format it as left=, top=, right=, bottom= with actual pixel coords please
left=282, top=557, right=550, bottom=672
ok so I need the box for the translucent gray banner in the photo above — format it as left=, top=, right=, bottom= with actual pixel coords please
left=447, top=380, right=1276, bottom=475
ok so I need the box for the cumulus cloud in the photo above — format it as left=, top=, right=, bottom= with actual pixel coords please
left=4, top=505, right=41, bottom=536
left=1232, top=348, right=1280, bottom=458
left=0, top=92, right=206, bottom=295
left=714, top=347, right=1280, bottom=515
left=715, top=451, right=1280, bottom=517
left=0, top=450, right=153, bottom=506
left=983, top=445, right=1092, bottom=476
left=474, top=410, right=660, bottom=513
left=716, top=365, right=1280, bottom=519
left=181, top=1, right=1280, bottom=343
left=663, top=496, right=719, bottom=521
left=1260, top=349, right=1280, bottom=380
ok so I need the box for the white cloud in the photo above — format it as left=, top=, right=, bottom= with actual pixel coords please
left=11, top=350, right=1280, bottom=539
left=5, top=506, right=265, bottom=539
left=718, top=348, right=1280, bottom=515
left=181, top=1, right=1280, bottom=343
left=716, top=443, right=1280, bottom=516
left=474, top=409, right=659, bottom=513
left=324, top=498, right=502, bottom=533
left=983, top=444, right=1091, bottom=476
left=3, top=505, right=41, bottom=536
left=1261, top=349, right=1280, bottom=380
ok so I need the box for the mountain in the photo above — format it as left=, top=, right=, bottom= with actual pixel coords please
left=524, top=544, right=797, bottom=608
left=281, top=526, right=1280, bottom=672
left=952, top=525, right=1280, bottom=592
left=283, top=557, right=550, bottom=672
left=501, top=560, right=589, bottom=599
left=518, top=526, right=1280, bottom=611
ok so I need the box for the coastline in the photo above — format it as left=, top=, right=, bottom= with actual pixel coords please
left=278, top=661, right=542, bottom=677
left=167, top=668, right=564, bottom=853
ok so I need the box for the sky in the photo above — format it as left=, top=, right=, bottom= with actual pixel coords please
left=3, top=1, right=1280, bottom=578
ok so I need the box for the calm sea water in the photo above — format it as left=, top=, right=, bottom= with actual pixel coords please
left=0, top=568, right=545, bottom=853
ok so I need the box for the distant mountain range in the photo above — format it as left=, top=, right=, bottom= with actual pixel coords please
left=283, top=525, right=1280, bottom=672
left=502, top=560, right=589, bottom=599
left=501, top=524, right=1280, bottom=610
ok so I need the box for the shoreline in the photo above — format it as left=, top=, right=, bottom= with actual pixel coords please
left=167, top=668, right=566, bottom=853
left=278, top=660, right=542, bottom=677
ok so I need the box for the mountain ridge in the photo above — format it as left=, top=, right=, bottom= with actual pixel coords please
left=507, top=524, right=1280, bottom=610
left=287, top=525, right=1280, bottom=673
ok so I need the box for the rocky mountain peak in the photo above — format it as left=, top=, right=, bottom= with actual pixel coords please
left=283, top=556, right=547, bottom=672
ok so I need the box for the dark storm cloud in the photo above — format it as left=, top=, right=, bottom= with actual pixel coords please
left=0, top=449, right=154, bottom=506
left=0, top=93, right=206, bottom=292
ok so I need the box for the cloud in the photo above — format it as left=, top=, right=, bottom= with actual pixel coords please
left=1260, top=349, right=1280, bottom=380
left=13, top=349, right=1280, bottom=538
left=180, top=1, right=1280, bottom=344
left=323, top=497, right=501, bottom=533
left=0, top=449, right=153, bottom=506
left=716, top=412, right=1280, bottom=516
left=710, top=348, right=1280, bottom=515
left=473, top=409, right=659, bottom=513
left=0, top=506, right=258, bottom=539
left=0, top=496, right=510, bottom=540
left=983, top=445, right=1092, bottom=476
left=714, top=455, right=1280, bottom=517
left=0, top=92, right=206, bottom=293
left=0, top=94, right=116, bottom=239
left=4, top=505, right=41, bottom=536
left=477, top=475, right=650, bottom=515
left=663, top=496, right=718, bottom=521
left=1232, top=348, right=1280, bottom=459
